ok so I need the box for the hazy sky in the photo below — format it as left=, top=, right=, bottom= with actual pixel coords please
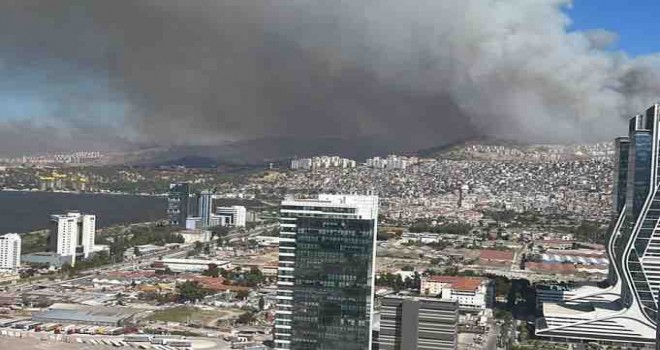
left=0, top=0, right=659, bottom=157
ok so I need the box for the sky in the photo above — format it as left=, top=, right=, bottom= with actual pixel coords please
left=1, top=1, right=660, bottom=159
left=568, top=0, right=660, bottom=56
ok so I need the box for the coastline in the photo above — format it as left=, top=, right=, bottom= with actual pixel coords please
left=0, top=188, right=166, bottom=197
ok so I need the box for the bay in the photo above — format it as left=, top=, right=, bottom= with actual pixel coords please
left=0, top=190, right=166, bottom=234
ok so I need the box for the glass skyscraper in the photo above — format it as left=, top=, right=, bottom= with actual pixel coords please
left=274, top=195, right=378, bottom=350
left=536, top=105, right=660, bottom=346
left=167, top=182, right=191, bottom=228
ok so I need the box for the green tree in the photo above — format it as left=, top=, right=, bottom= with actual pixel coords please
left=177, top=281, right=210, bottom=302
left=202, top=263, right=220, bottom=278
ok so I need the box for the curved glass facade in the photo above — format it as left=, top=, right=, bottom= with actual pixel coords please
left=618, top=107, right=660, bottom=326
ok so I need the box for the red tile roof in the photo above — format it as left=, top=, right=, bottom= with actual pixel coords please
left=479, top=249, right=514, bottom=261
left=425, top=276, right=484, bottom=292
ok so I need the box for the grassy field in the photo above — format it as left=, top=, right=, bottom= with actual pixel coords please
left=145, top=306, right=242, bottom=326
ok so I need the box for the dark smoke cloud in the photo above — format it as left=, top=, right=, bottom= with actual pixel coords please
left=0, top=0, right=659, bottom=157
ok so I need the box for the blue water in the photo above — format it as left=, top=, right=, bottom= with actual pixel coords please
left=0, top=191, right=166, bottom=233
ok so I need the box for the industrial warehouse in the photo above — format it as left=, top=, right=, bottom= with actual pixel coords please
left=31, top=303, right=140, bottom=327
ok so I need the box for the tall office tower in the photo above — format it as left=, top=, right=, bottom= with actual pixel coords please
left=0, top=233, right=21, bottom=270
left=168, top=183, right=191, bottom=227
left=198, top=190, right=214, bottom=228
left=536, top=105, right=660, bottom=346
left=378, top=296, right=458, bottom=350
left=274, top=195, right=379, bottom=350
left=216, top=205, right=247, bottom=227
left=49, top=212, right=96, bottom=266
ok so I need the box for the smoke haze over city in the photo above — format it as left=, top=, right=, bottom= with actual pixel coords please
left=1, top=0, right=660, bottom=157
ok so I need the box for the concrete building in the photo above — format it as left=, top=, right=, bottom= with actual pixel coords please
left=185, top=216, right=202, bottom=230
left=0, top=233, right=21, bottom=270
left=378, top=296, right=458, bottom=350
left=178, top=229, right=212, bottom=244
left=216, top=206, right=247, bottom=227
left=291, top=156, right=356, bottom=170
left=420, top=276, right=492, bottom=310
left=275, top=194, right=379, bottom=350
left=48, top=212, right=96, bottom=266
left=198, top=190, right=214, bottom=228
left=366, top=155, right=419, bottom=170
left=153, top=258, right=231, bottom=273
left=167, top=183, right=191, bottom=228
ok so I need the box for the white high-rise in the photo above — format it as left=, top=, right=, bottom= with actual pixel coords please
left=49, top=212, right=96, bottom=266
left=0, top=233, right=21, bottom=270
left=216, top=206, right=247, bottom=227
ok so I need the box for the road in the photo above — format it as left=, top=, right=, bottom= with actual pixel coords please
left=9, top=223, right=278, bottom=293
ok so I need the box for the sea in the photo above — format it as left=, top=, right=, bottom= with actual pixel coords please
left=0, top=190, right=167, bottom=234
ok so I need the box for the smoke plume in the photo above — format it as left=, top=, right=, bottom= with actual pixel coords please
left=0, top=0, right=659, bottom=156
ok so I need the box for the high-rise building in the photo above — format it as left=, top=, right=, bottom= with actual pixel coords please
left=536, top=105, right=660, bottom=346
left=168, top=183, right=191, bottom=227
left=274, top=194, right=378, bottom=350
left=0, top=233, right=21, bottom=270
left=378, top=296, right=458, bottom=350
left=49, top=212, right=96, bottom=266
left=216, top=206, right=247, bottom=227
left=198, top=190, right=214, bottom=228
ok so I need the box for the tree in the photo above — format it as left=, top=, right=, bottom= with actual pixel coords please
left=236, top=311, right=255, bottom=325
left=258, top=296, right=265, bottom=311
left=236, top=289, right=250, bottom=300
left=193, top=241, right=204, bottom=255
left=177, top=281, right=210, bottom=302
left=203, top=263, right=220, bottom=278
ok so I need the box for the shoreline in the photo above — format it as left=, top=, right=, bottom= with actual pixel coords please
left=0, top=188, right=165, bottom=197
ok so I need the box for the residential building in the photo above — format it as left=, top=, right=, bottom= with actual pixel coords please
left=378, top=295, right=458, bottom=350
left=420, top=276, right=492, bottom=310
left=290, top=156, right=356, bottom=170
left=0, top=233, right=21, bottom=270
left=167, top=183, right=191, bottom=227
left=536, top=108, right=660, bottom=346
left=216, top=206, right=247, bottom=227
left=365, top=155, right=419, bottom=170
left=275, top=194, right=379, bottom=350
left=48, top=212, right=96, bottom=266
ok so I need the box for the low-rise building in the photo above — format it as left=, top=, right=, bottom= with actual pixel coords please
left=32, top=303, right=139, bottom=327
left=420, top=276, right=493, bottom=310
left=153, top=258, right=231, bottom=273
left=178, top=229, right=212, bottom=244
left=537, top=239, right=575, bottom=250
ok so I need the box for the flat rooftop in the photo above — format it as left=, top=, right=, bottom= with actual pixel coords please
left=32, top=303, right=139, bottom=323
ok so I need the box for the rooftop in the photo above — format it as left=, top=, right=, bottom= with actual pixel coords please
left=32, top=303, right=139, bottom=323
left=425, top=276, right=485, bottom=292
left=479, top=249, right=514, bottom=261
